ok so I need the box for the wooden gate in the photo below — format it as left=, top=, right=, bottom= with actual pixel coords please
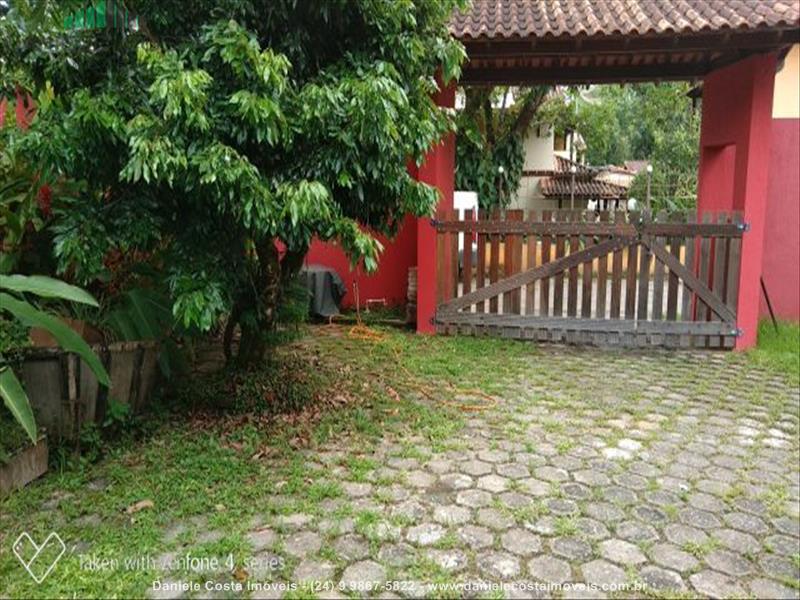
left=433, top=209, right=746, bottom=349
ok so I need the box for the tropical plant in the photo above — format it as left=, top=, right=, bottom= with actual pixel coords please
left=2, top=0, right=466, bottom=367
left=0, top=274, right=110, bottom=442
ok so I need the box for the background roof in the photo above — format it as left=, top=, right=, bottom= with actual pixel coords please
left=451, top=0, right=800, bottom=40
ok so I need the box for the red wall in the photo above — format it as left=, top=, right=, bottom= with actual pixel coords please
left=698, top=53, right=777, bottom=349
left=306, top=214, right=417, bottom=309
left=762, top=118, right=800, bottom=320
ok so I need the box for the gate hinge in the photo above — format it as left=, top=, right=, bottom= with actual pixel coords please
left=733, top=328, right=744, bottom=337
left=738, top=222, right=751, bottom=232
left=430, top=218, right=440, bottom=228
left=429, top=316, right=435, bottom=325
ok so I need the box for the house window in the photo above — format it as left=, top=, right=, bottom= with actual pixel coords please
left=554, top=133, right=566, bottom=151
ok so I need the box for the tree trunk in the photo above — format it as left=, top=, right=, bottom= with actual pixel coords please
left=227, top=241, right=308, bottom=368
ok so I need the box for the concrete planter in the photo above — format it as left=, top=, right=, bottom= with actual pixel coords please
left=0, top=435, right=48, bottom=498
left=19, top=340, right=159, bottom=442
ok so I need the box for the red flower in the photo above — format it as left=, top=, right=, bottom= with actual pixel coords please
left=37, top=185, right=52, bottom=218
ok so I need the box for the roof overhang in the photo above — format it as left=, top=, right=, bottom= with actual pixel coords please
left=459, top=27, right=800, bottom=85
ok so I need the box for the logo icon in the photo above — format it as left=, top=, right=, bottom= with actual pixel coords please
left=13, top=532, right=66, bottom=583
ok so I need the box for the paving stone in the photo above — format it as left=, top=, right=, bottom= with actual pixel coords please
left=246, top=528, right=277, bottom=551
left=573, top=470, right=611, bottom=486
left=518, top=478, right=550, bottom=496
left=438, top=473, right=473, bottom=490
left=333, top=534, right=370, bottom=561
left=275, top=513, right=313, bottom=530
left=644, top=490, right=681, bottom=507
left=575, top=517, right=610, bottom=541
left=477, top=551, right=520, bottom=580
left=679, top=507, right=722, bottom=529
left=339, top=561, right=386, bottom=593
left=760, top=555, right=800, bottom=580
left=392, top=500, right=427, bottom=521
left=425, top=458, right=453, bottom=474
left=599, top=538, right=646, bottom=566
left=546, top=498, right=579, bottom=516
left=580, top=559, right=627, bottom=588
left=456, top=489, right=493, bottom=508
left=772, top=515, right=800, bottom=537
left=528, top=555, right=571, bottom=585
left=459, top=460, right=492, bottom=477
left=748, top=577, right=799, bottom=600
left=562, top=483, right=591, bottom=500
left=496, top=463, right=530, bottom=479
left=500, top=528, right=542, bottom=556
left=478, top=449, right=510, bottom=463
left=477, top=474, right=509, bottom=493
left=457, top=524, right=494, bottom=549
left=615, top=520, right=659, bottom=543
left=633, top=505, right=668, bottom=524
left=433, top=504, right=472, bottom=525
left=714, top=528, right=761, bottom=555
left=476, top=507, right=515, bottom=530
left=664, top=523, right=709, bottom=546
left=765, top=534, right=800, bottom=556
left=552, top=536, right=593, bottom=561
left=377, top=543, right=415, bottom=568
left=703, top=549, right=753, bottom=577
left=689, top=570, right=746, bottom=599
left=649, top=543, right=699, bottom=573
left=343, top=482, right=372, bottom=498
left=638, top=566, right=686, bottom=592
left=406, top=523, right=445, bottom=546
left=724, top=511, right=770, bottom=535
left=405, top=470, right=436, bottom=489
left=534, top=466, right=569, bottom=482
left=583, top=502, right=625, bottom=522
left=602, top=486, right=638, bottom=506
left=498, top=491, right=533, bottom=509
left=425, top=548, right=469, bottom=572
left=293, top=559, right=336, bottom=582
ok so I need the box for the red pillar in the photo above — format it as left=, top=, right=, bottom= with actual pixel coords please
left=697, top=53, right=777, bottom=349
left=416, top=83, right=456, bottom=333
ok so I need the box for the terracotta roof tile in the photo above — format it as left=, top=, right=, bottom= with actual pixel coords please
left=451, top=0, right=800, bottom=40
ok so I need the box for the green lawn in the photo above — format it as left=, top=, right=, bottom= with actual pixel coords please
left=748, top=320, right=800, bottom=386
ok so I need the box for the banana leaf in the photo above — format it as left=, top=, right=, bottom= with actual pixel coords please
left=0, top=293, right=110, bottom=386
left=0, top=367, right=37, bottom=443
left=0, top=274, right=100, bottom=306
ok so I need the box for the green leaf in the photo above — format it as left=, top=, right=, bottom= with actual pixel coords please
left=0, top=367, right=37, bottom=444
left=0, top=275, right=100, bottom=307
left=0, top=293, right=111, bottom=386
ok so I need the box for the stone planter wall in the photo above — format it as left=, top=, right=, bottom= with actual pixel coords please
left=0, top=436, right=48, bottom=498
left=19, top=340, right=159, bottom=442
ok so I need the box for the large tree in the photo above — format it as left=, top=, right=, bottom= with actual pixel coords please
left=1, top=0, right=465, bottom=364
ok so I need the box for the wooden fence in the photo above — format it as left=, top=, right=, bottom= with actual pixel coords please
left=434, top=209, right=745, bottom=349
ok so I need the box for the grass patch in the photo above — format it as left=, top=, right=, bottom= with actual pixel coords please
left=746, top=320, right=800, bottom=385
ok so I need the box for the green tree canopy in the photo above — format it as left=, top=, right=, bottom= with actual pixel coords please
left=1, top=0, right=465, bottom=364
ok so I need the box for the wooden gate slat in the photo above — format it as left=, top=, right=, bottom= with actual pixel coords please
left=681, top=213, right=696, bottom=324
left=595, top=211, right=609, bottom=319
left=540, top=211, right=552, bottom=317
left=637, top=211, right=652, bottom=323
left=505, top=210, right=524, bottom=314
left=581, top=213, right=595, bottom=319
left=625, top=211, right=639, bottom=320
left=610, top=211, right=625, bottom=319
left=476, top=210, right=487, bottom=313
left=651, top=210, right=667, bottom=322
left=553, top=211, right=567, bottom=317
left=711, top=212, right=730, bottom=348
left=489, top=209, right=500, bottom=314
left=666, top=213, right=682, bottom=322
left=462, top=209, right=473, bottom=299
left=567, top=211, right=580, bottom=318
left=697, top=212, right=714, bottom=325
left=725, top=211, right=742, bottom=348
left=525, top=210, right=538, bottom=315
left=436, top=208, right=447, bottom=305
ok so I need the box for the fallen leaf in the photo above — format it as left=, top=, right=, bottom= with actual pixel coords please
left=125, top=499, right=154, bottom=514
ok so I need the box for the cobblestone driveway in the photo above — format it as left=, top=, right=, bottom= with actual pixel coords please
left=168, top=348, right=800, bottom=599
